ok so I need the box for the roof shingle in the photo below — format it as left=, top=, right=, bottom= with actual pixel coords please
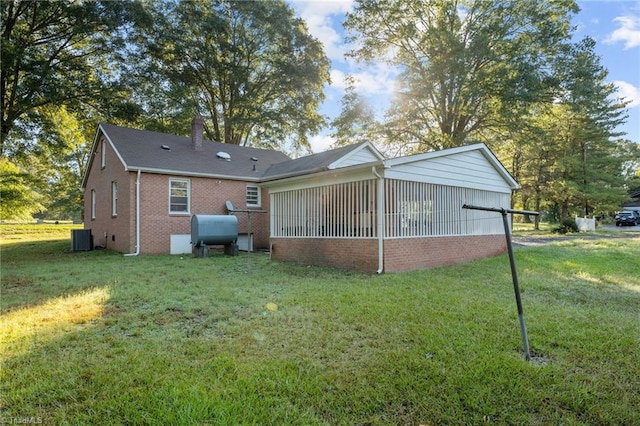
left=261, top=142, right=373, bottom=180
left=99, top=123, right=291, bottom=180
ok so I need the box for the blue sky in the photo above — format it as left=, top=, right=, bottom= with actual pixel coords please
left=288, top=1, right=640, bottom=153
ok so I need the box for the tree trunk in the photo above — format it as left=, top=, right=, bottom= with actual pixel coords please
left=561, top=201, right=569, bottom=222
left=534, top=196, right=541, bottom=230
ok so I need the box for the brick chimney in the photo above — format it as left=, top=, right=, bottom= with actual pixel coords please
left=191, top=114, right=204, bottom=151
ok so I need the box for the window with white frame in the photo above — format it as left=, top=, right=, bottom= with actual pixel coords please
left=111, top=181, right=118, bottom=216
left=91, top=189, right=96, bottom=220
left=169, top=178, right=190, bottom=213
left=246, top=185, right=260, bottom=207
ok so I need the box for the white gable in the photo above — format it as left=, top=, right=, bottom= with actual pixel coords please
left=328, top=142, right=384, bottom=169
left=383, top=144, right=517, bottom=193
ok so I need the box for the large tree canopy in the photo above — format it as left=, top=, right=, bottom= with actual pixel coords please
left=0, top=0, right=140, bottom=157
left=344, top=0, right=579, bottom=152
left=0, top=0, right=331, bottom=219
left=537, top=37, right=628, bottom=220
left=136, top=0, right=330, bottom=150
left=0, top=157, right=44, bottom=220
left=341, top=0, right=634, bottom=221
left=492, top=36, right=630, bottom=223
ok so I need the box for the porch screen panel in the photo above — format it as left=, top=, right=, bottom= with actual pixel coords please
left=270, top=180, right=378, bottom=238
left=385, top=179, right=506, bottom=237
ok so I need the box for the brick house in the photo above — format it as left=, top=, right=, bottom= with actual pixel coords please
left=81, top=117, right=289, bottom=255
left=82, top=120, right=519, bottom=272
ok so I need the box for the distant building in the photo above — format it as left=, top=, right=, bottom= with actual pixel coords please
left=622, top=189, right=640, bottom=212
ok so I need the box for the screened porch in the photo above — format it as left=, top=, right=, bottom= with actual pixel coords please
left=270, top=179, right=509, bottom=239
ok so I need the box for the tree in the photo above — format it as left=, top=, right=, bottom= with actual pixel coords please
left=614, top=139, right=640, bottom=183
left=136, top=0, right=330, bottom=150
left=37, top=106, right=92, bottom=220
left=503, top=37, right=630, bottom=224
left=344, top=0, right=578, bottom=152
left=330, top=76, right=379, bottom=147
left=4, top=105, right=94, bottom=221
left=0, top=157, right=44, bottom=220
left=544, top=37, right=629, bottom=220
left=0, top=0, right=141, bottom=157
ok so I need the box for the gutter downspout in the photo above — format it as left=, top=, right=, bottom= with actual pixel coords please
left=124, top=169, right=141, bottom=256
left=372, top=166, right=384, bottom=274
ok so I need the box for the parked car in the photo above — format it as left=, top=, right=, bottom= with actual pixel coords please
left=615, top=211, right=637, bottom=226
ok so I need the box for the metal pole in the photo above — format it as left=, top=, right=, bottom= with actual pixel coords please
left=462, top=204, right=539, bottom=217
left=500, top=209, right=531, bottom=361
left=462, top=204, right=537, bottom=361
left=248, top=211, right=252, bottom=253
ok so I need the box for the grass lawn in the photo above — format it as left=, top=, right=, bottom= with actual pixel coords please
left=1, top=224, right=639, bottom=425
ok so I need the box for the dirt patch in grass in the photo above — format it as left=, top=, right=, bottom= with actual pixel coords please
left=1, top=275, right=33, bottom=288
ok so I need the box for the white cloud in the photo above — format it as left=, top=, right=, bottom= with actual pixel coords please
left=329, top=64, right=398, bottom=95
left=329, top=69, right=348, bottom=89
left=309, top=133, right=336, bottom=153
left=288, top=0, right=398, bottom=107
left=614, top=80, right=640, bottom=108
left=605, top=15, right=640, bottom=49
left=288, top=1, right=354, bottom=61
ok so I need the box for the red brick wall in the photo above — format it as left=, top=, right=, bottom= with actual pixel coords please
left=137, top=175, right=270, bottom=254
left=383, top=235, right=506, bottom=272
left=270, top=238, right=379, bottom=273
left=270, top=235, right=506, bottom=273
left=83, top=137, right=132, bottom=253
left=84, top=137, right=270, bottom=254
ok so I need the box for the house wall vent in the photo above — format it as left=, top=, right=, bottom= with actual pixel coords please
left=71, top=229, right=93, bottom=251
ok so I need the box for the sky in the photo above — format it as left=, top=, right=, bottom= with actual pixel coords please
left=287, top=0, right=640, bottom=153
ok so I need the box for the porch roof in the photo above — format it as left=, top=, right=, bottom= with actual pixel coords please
left=261, top=141, right=384, bottom=181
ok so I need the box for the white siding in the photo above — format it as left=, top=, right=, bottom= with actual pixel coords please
left=330, top=146, right=381, bottom=169
left=385, top=150, right=512, bottom=193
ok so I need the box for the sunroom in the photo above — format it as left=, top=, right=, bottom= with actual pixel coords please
left=262, top=142, right=519, bottom=273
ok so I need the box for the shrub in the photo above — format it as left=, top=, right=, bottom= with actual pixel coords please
left=553, top=219, right=579, bottom=234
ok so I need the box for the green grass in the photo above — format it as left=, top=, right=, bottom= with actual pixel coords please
left=1, top=225, right=639, bottom=425
left=512, top=221, right=556, bottom=234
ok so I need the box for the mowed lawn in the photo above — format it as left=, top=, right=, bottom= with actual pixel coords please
left=1, top=224, right=639, bottom=425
